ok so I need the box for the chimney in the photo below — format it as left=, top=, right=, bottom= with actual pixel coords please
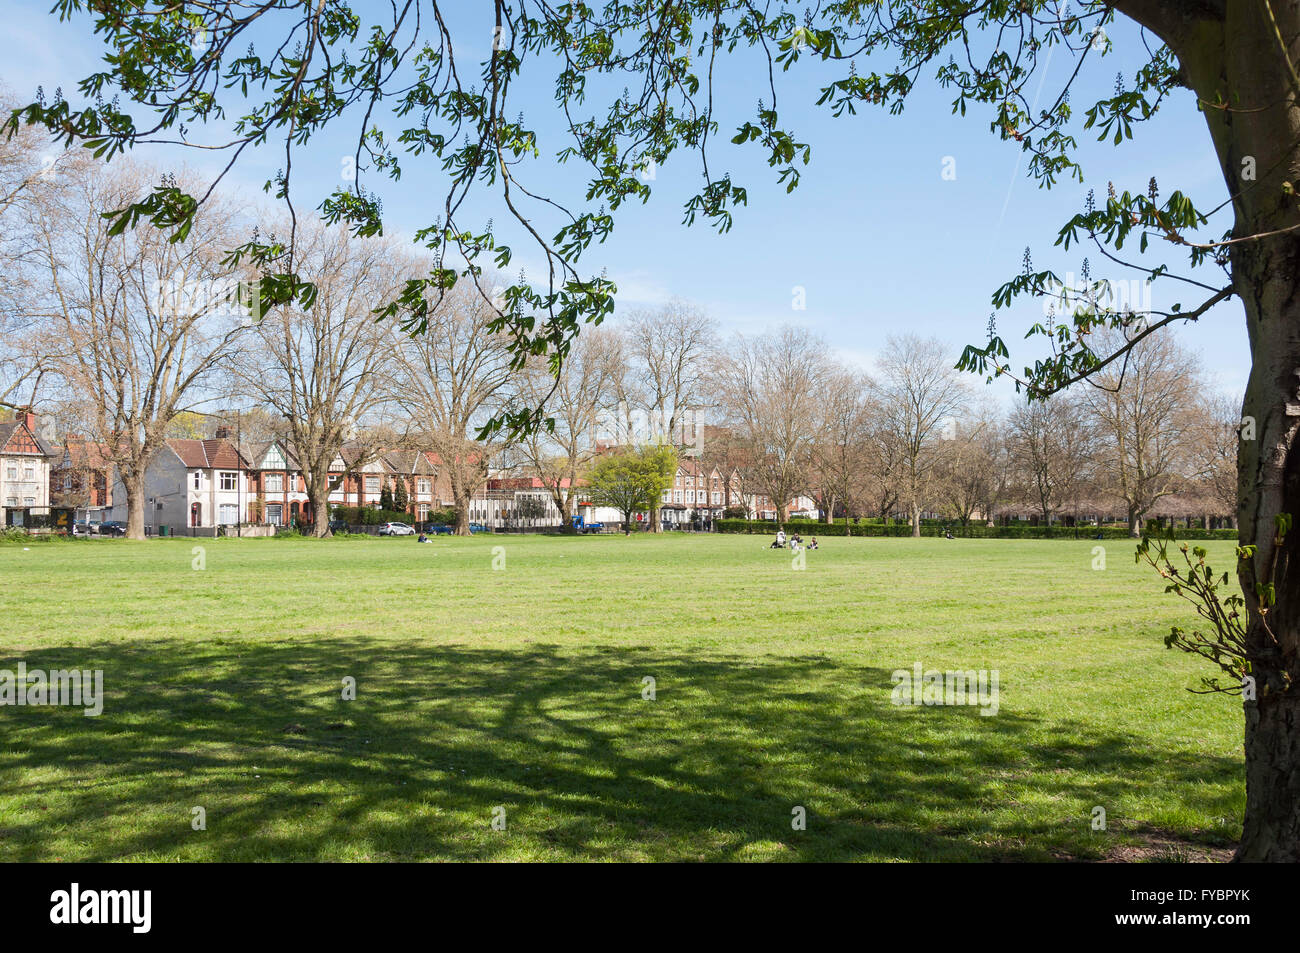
left=214, top=425, right=234, bottom=440
left=22, top=409, right=35, bottom=431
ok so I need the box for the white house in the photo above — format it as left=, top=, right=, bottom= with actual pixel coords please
left=0, top=412, right=54, bottom=527
left=108, top=437, right=254, bottom=535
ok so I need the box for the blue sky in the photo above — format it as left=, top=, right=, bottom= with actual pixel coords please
left=5, top=1, right=1247, bottom=404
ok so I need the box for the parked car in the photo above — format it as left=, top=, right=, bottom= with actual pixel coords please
left=378, top=522, right=415, bottom=536
left=327, top=519, right=350, bottom=533
left=97, top=521, right=127, bottom=537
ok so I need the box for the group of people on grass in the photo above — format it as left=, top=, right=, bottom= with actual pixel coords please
left=770, top=528, right=817, bottom=552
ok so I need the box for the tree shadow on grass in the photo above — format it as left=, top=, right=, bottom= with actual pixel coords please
left=0, top=640, right=1241, bottom=861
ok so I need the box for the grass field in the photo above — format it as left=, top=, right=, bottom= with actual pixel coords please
left=0, top=532, right=1244, bottom=861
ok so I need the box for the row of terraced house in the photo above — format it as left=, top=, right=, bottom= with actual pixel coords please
left=3, top=410, right=813, bottom=533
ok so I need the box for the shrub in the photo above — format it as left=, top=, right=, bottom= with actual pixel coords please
left=330, top=505, right=413, bottom=526
left=711, top=519, right=1237, bottom=541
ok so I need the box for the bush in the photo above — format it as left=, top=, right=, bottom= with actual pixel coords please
left=330, top=505, right=413, bottom=526
left=712, top=519, right=1238, bottom=541
left=428, top=507, right=458, bottom=527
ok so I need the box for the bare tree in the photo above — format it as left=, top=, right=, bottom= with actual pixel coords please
left=861, top=387, right=904, bottom=522
left=233, top=222, right=402, bottom=536
left=0, top=92, right=74, bottom=413
left=392, top=281, right=514, bottom=535
left=876, top=335, right=966, bottom=536
left=1082, top=330, right=1201, bottom=537
left=813, top=367, right=873, bottom=525
left=1188, top=389, right=1242, bottom=528
left=621, top=299, right=717, bottom=529
left=716, top=326, right=825, bottom=523
left=1007, top=392, right=1095, bottom=527
left=513, top=325, right=624, bottom=527
left=25, top=160, right=247, bottom=538
left=936, top=404, right=1002, bottom=529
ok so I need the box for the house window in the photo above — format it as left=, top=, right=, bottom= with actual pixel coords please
left=417, top=479, right=431, bottom=495
left=265, top=473, right=284, bottom=493
left=218, top=503, right=238, bottom=524
left=4, top=464, right=15, bottom=481
left=266, top=503, right=283, bottom=525
left=193, top=471, right=202, bottom=489
left=23, top=466, right=34, bottom=481
left=219, top=472, right=237, bottom=491
left=674, top=491, right=681, bottom=503
left=63, top=475, right=73, bottom=491
left=365, top=476, right=379, bottom=494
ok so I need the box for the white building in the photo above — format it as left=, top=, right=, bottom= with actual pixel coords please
left=107, top=437, right=255, bottom=535
left=0, top=412, right=54, bottom=527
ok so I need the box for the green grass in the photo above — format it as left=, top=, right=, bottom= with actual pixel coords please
left=0, top=533, right=1243, bottom=861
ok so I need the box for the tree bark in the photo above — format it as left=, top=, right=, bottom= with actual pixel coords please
left=1233, top=230, right=1300, bottom=860
left=123, top=470, right=146, bottom=540
left=450, top=468, right=472, bottom=536
left=307, top=476, right=332, bottom=537
left=910, top=501, right=921, bottom=538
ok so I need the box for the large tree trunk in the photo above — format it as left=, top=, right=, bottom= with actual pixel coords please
left=910, top=501, right=921, bottom=538
left=308, top=478, right=331, bottom=537
left=1233, top=234, right=1300, bottom=860
left=450, top=469, right=472, bottom=536
left=1127, top=506, right=1141, bottom=538
left=123, top=470, right=146, bottom=540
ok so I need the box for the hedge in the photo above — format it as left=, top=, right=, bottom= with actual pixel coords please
left=713, top=519, right=1238, bottom=541
left=330, top=505, right=413, bottom=525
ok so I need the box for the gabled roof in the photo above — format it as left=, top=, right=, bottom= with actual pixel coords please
left=57, top=436, right=111, bottom=471
left=166, top=438, right=248, bottom=470
left=242, top=439, right=301, bottom=472
left=423, top=449, right=483, bottom=470
left=385, top=450, right=436, bottom=475
left=0, top=420, right=55, bottom=458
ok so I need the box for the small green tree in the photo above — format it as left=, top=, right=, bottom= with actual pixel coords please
left=379, top=478, right=394, bottom=512
left=587, top=446, right=677, bottom=535
left=393, top=476, right=409, bottom=514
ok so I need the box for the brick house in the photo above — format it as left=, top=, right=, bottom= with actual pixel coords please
left=243, top=439, right=312, bottom=527
left=324, top=447, right=438, bottom=520
left=384, top=451, right=438, bottom=521
left=660, top=458, right=727, bottom=526
left=50, top=436, right=113, bottom=527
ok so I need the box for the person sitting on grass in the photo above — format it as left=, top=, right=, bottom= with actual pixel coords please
left=808, top=537, right=819, bottom=550
left=772, top=529, right=786, bottom=549
left=417, top=532, right=429, bottom=543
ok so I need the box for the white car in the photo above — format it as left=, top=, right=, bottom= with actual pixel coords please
left=378, top=522, right=416, bottom=536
